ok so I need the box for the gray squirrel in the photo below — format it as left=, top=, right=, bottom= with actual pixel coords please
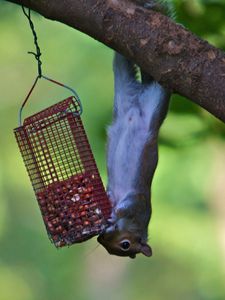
left=98, top=0, right=172, bottom=258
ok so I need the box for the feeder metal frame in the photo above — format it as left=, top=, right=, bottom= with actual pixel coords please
left=14, top=96, right=111, bottom=246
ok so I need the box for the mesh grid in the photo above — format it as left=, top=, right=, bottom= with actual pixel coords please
left=14, top=96, right=111, bottom=247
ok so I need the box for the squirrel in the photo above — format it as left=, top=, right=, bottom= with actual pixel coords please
left=97, top=0, right=172, bottom=258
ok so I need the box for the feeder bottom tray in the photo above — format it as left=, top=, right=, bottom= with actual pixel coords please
left=37, top=173, right=107, bottom=247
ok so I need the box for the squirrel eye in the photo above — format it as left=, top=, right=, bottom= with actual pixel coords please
left=120, top=240, right=131, bottom=251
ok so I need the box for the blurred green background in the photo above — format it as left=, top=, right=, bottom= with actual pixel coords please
left=1, top=0, right=225, bottom=299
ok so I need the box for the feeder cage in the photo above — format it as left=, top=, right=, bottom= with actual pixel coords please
left=14, top=96, right=111, bottom=247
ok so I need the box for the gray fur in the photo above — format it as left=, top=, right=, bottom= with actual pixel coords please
left=107, top=53, right=169, bottom=206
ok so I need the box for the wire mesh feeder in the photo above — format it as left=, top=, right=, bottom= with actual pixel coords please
left=14, top=96, right=111, bottom=247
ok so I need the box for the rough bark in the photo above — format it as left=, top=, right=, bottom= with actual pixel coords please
left=5, top=0, right=225, bottom=123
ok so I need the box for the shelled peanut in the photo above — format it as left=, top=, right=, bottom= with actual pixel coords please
left=36, top=173, right=106, bottom=247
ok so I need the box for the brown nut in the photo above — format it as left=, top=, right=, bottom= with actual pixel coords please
left=78, top=175, right=84, bottom=181
left=86, top=186, right=94, bottom=193
left=94, top=219, right=102, bottom=225
left=78, top=187, right=84, bottom=193
left=47, top=221, right=53, bottom=228
left=80, top=211, right=86, bottom=217
left=84, top=220, right=90, bottom=226
left=62, top=230, right=67, bottom=236
left=56, top=188, right=61, bottom=193
left=54, top=200, right=60, bottom=206
left=56, top=240, right=66, bottom=247
left=75, top=225, right=82, bottom=231
left=39, top=199, right=46, bottom=206
left=84, top=193, right=91, bottom=200
left=68, top=220, right=73, bottom=226
left=59, top=212, right=65, bottom=218
left=82, top=177, right=90, bottom=184
left=55, top=225, right=63, bottom=233
left=71, top=213, right=76, bottom=219
left=47, top=204, right=55, bottom=212
left=52, top=235, right=59, bottom=242
left=52, top=218, right=59, bottom=225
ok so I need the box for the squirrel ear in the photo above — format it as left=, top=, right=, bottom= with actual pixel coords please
left=140, top=244, right=152, bottom=257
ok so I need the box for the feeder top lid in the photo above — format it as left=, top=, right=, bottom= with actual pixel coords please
left=15, top=96, right=81, bottom=130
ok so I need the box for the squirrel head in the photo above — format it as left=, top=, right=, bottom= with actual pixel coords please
left=98, top=192, right=152, bottom=258
left=97, top=226, right=152, bottom=259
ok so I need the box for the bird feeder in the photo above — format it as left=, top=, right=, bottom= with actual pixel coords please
left=14, top=90, right=111, bottom=248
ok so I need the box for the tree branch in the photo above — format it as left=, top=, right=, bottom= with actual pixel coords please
left=6, top=0, right=225, bottom=123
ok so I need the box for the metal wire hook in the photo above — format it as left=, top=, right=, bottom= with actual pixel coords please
left=18, top=76, right=83, bottom=126
left=22, top=5, right=42, bottom=78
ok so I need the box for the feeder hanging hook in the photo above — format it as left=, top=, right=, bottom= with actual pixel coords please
left=22, top=5, right=42, bottom=78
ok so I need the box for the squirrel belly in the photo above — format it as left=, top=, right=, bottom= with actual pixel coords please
left=107, top=79, right=168, bottom=203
